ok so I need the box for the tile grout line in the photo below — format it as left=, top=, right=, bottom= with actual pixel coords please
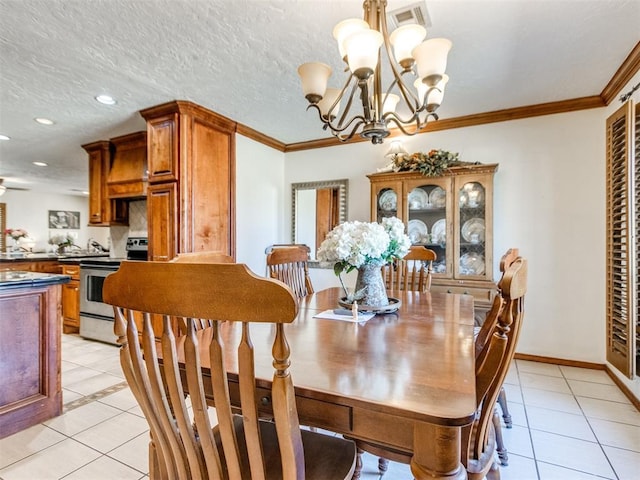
left=513, top=360, right=542, bottom=480
left=559, top=365, right=621, bottom=480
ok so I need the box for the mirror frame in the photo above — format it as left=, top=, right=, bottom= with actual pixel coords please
left=291, top=179, right=348, bottom=266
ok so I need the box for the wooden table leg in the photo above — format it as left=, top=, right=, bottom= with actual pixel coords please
left=411, top=423, right=468, bottom=480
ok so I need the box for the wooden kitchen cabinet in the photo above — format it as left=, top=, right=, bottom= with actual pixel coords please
left=368, top=163, right=498, bottom=320
left=82, top=141, right=128, bottom=226
left=61, top=265, right=80, bottom=333
left=140, top=100, right=236, bottom=261
left=147, top=182, right=178, bottom=262
left=107, top=131, right=148, bottom=199
left=2, top=260, right=61, bottom=273
left=0, top=281, right=62, bottom=438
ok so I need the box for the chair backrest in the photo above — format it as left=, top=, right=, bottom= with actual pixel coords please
left=170, top=252, right=235, bottom=332
left=382, top=245, right=437, bottom=292
left=103, top=261, right=303, bottom=480
left=464, top=253, right=528, bottom=472
left=266, top=244, right=314, bottom=298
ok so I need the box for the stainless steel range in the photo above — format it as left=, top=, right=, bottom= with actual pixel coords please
left=79, top=237, right=148, bottom=344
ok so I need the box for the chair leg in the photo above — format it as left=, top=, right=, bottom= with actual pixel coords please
left=486, top=459, right=501, bottom=480
left=497, top=387, right=512, bottom=428
left=378, top=457, right=389, bottom=475
left=493, top=409, right=509, bottom=466
left=351, top=447, right=364, bottom=480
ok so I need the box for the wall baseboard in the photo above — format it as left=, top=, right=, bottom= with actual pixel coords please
left=605, top=366, right=640, bottom=412
left=514, top=353, right=605, bottom=370
left=514, top=353, right=639, bottom=411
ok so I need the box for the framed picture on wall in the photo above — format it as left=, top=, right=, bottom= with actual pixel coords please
left=48, top=210, right=80, bottom=229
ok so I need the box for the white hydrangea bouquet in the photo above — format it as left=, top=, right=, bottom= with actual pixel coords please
left=317, top=217, right=411, bottom=307
left=49, top=233, right=75, bottom=252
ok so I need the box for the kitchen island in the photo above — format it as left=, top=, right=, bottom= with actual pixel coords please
left=0, top=270, right=70, bottom=438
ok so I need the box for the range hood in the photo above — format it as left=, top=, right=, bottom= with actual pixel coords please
left=107, top=131, right=148, bottom=199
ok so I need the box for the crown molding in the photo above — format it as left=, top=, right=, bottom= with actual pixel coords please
left=600, top=41, right=640, bottom=105
left=284, top=95, right=605, bottom=152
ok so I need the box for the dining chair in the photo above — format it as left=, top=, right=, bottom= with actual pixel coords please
left=382, top=245, right=437, bottom=292
left=471, top=248, right=520, bottom=466
left=265, top=244, right=314, bottom=298
left=103, top=261, right=357, bottom=480
left=350, top=254, right=527, bottom=480
left=464, top=254, right=527, bottom=479
left=496, top=248, right=520, bottom=431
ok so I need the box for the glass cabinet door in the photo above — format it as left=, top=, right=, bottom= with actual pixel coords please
left=374, top=184, right=402, bottom=223
left=457, top=181, right=487, bottom=278
left=405, top=180, right=450, bottom=277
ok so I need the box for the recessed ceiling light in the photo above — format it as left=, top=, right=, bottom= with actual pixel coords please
left=82, top=191, right=89, bottom=195
left=34, top=117, right=55, bottom=125
left=0, top=134, right=9, bottom=141
left=33, top=161, right=48, bottom=167
left=95, top=94, right=116, bottom=105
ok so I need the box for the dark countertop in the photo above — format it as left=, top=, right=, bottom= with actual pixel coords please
left=0, top=252, right=110, bottom=263
left=0, top=271, right=70, bottom=290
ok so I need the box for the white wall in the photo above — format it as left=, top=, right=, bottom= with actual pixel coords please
left=235, top=134, right=286, bottom=275
left=2, top=189, right=109, bottom=252
left=284, top=107, right=607, bottom=364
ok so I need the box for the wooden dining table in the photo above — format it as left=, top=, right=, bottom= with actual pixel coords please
left=174, top=287, right=477, bottom=480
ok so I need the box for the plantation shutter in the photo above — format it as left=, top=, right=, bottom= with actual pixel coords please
left=0, top=203, right=5, bottom=252
left=606, top=100, right=638, bottom=378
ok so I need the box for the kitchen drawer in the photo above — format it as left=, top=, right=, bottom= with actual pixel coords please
left=61, top=265, right=80, bottom=280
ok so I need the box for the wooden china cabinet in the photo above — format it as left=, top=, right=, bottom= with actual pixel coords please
left=368, top=163, right=498, bottom=321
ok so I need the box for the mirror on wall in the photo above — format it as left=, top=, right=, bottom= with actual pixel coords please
left=291, top=179, right=348, bottom=261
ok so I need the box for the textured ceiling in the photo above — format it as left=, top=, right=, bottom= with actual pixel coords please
left=0, top=0, right=639, bottom=195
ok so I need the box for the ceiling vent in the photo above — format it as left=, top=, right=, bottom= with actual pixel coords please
left=387, top=1, right=431, bottom=29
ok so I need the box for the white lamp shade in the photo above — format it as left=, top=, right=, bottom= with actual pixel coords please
left=385, top=140, right=408, bottom=158
left=332, top=18, right=370, bottom=60
left=344, top=29, right=383, bottom=77
left=297, top=62, right=332, bottom=102
left=414, top=78, right=428, bottom=103
left=389, top=24, right=426, bottom=64
left=426, top=74, right=449, bottom=106
left=317, top=88, right=342, bottom=118
left=412, top=38, right=452, bottom=85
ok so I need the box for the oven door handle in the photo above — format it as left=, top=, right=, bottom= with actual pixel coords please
left=79, top=311, right=115, bottom=321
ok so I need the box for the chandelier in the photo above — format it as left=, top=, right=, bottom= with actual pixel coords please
left=298, top=0, right=452, bottom=144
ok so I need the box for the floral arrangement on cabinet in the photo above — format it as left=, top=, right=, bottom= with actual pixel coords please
left=379, top=148, right=479, bottom=177
left=317, top=217, right=411, bottom=307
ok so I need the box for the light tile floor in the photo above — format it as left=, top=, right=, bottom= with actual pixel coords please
left=1, top=334, right=639, bottom=479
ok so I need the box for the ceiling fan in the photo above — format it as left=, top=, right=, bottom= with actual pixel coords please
left=0, top=178, right=29, bottom=196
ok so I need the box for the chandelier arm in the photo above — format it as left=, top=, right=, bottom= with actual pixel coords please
left=385, top=117, right=421, bottom=137
left=335, top=119, right=366, bottom=142
left=420, top=85, right=443, bottom=111
left=331, top=72, right=358, bottom=128
left=397, top=71, right=422, bottom=111
left=383, top=110, right=419, bottom=126
left=307, top=102, right=368, bottom=136
left=338, top=79, right=363, bottom=128
left=378, top=5, right=421, bottom=112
